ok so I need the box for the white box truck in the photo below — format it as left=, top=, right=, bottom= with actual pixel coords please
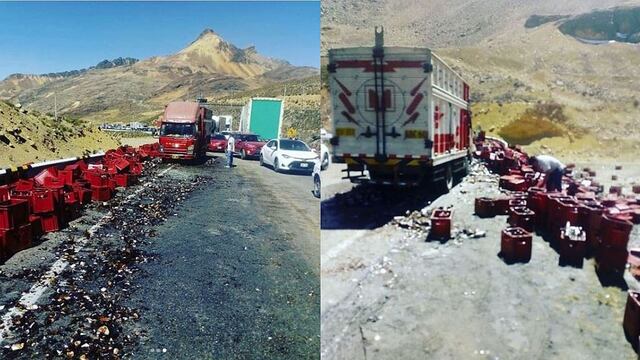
left=327, top=27, right=473, bottom=188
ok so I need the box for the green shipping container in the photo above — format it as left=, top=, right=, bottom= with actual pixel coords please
left=241, top=98, right=283, bottom=140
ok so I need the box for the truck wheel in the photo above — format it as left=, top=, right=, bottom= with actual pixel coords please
left=274, top=158, right=281, bottom=173
left=241, top=149, right=247, bottom=160
left=439, top=165, right=453, bottom=193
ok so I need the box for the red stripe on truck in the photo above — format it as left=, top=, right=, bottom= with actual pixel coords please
left=335, top=79, right=352, bottom=96
left=341, top=111, right=359, bottom=125
left=406, top=93, right=424, bottom=115
left=410, top=77, right=427, bottom=96
left=402, top=112, right=420, bottom=126
left=339, top=93, right=356, bottom=114
left=335, top=60, right=424, bottom=72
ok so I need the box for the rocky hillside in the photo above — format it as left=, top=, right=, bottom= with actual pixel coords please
left=0, top=100, right=119, bottom=168
left=0, top=29, right=318, bottom=125
left=321, top=0, right=640, bottom=162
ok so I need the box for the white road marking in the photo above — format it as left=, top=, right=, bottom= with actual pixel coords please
left=0, top=164, right=174, bottom=344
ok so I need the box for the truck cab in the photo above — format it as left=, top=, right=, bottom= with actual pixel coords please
left=158, top=101, right=213, bottom=160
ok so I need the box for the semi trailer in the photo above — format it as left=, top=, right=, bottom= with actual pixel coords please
left=327, top=27, right=473, bottom=188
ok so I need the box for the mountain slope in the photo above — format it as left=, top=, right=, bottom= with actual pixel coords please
left=0, top=100, right=119, bottom=168
left=0, top=29, right=318, bottom=124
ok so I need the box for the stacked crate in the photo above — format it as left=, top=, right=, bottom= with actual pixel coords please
left=0, top=185, right=33, bottom=260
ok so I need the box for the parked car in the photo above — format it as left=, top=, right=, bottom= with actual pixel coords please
left=260, top=138, right=318, bottom=173
left=235, top=133, right=267, bottom=159
left=312, top=160, right=321, bottom=198
left=208, top=133, right=228, bottom=152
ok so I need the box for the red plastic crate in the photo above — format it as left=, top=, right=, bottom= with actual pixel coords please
left=624, top=291, right=640, bottom=350
left=83, top=170, right=110, bottom=187
left=430, top=209, right=452, bottom=240
left=33, top=167, right=58, bottom=186
left=74, top=188, right=92, bottom=205
left=31, top=188, right=57, bottom=214
left=114, top=174, right=137, bottom=188
left=0, top=224, right=32, bottom=258
left=0, top=186, right=9, bottom=202
left=600, top=215, right=633, bottom=249
left=57, top=169, right=76, bottom=186
left=91, top=186, right=112, bottom=202
left=41, top=213, right=62, bottom=233
left=508, top=206, right=535, bottom=232
left=559, top=227, right=587, bottom=263
left=474, top=197, right=495, bottom=218
left=0, top=198, right=30, bottom=230
left=29, top=215, right=43, bottom=238
left=501, top=227, right=532, bottom=263
left=595, top=243, right=627, bottom=274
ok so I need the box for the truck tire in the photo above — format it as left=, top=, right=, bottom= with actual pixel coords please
left=241, top=149, right=247, bottom=160
left=438, top=165, right=453, bottom=193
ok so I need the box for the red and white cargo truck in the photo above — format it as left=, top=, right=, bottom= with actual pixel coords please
left=327, top=27, right=472, bottom=188
left=157, top=101, right=215, bottom=160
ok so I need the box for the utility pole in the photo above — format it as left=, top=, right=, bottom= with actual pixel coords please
left=54, top=92, right=58, bottom=122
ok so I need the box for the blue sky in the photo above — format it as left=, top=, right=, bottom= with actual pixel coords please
left=0, top=1, right=319, bottom=79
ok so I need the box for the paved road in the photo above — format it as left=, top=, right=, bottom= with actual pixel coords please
left=131, top=156, right=319, bottom=358
left=0, top=155, right=319, bottom=358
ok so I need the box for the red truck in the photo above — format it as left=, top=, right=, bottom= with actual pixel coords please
left=157, top=101, right=214, bottom=160
left=234, top=133, right=267, bottom=160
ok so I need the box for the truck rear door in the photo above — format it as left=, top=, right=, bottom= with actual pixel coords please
left=328, top=46, right=433, bottom=162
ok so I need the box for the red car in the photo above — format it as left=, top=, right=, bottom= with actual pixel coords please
left=208, top=134, right=228, bottom=152
left=235, top=133, right=267, bottom=159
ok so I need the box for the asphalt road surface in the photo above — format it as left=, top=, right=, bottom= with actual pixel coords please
left=321, top=162, right=639, bottom=360
left=0, top=154, right=319, bottom=359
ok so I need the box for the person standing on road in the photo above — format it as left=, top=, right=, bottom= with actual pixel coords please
left=226, top=134, right=235, bottom=168
left=528, top=155, right=566, bottom=192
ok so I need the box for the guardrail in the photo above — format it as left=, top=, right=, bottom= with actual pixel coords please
left=0, top=153, right=105, bottom=185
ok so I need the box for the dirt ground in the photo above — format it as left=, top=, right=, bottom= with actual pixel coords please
left=321, top=160, right=640, bottom=359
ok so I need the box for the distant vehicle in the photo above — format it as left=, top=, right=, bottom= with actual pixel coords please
left=327, top=27, right=472, bottom=188
left=312, top=160, right=321, bottom=198
left=157, top=101, right=214, bottom=160
left=259, top=139, right=318, bottom=174
left=239, top=98, right=283, bottom=140
left=220, top=131, right=233, bottom=139
left=235, top=133, right=267, bottom=160
left=208, top=133, right=228, bottom=152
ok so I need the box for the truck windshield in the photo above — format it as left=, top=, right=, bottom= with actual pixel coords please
left=280, top=140, right=310, bottom=151
left=160, top=123, right=196, bottom=137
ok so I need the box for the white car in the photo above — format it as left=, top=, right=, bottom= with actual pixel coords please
left=260, top=138, right=318, bottom=173
left=312, top=160, right=321, bottom=198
